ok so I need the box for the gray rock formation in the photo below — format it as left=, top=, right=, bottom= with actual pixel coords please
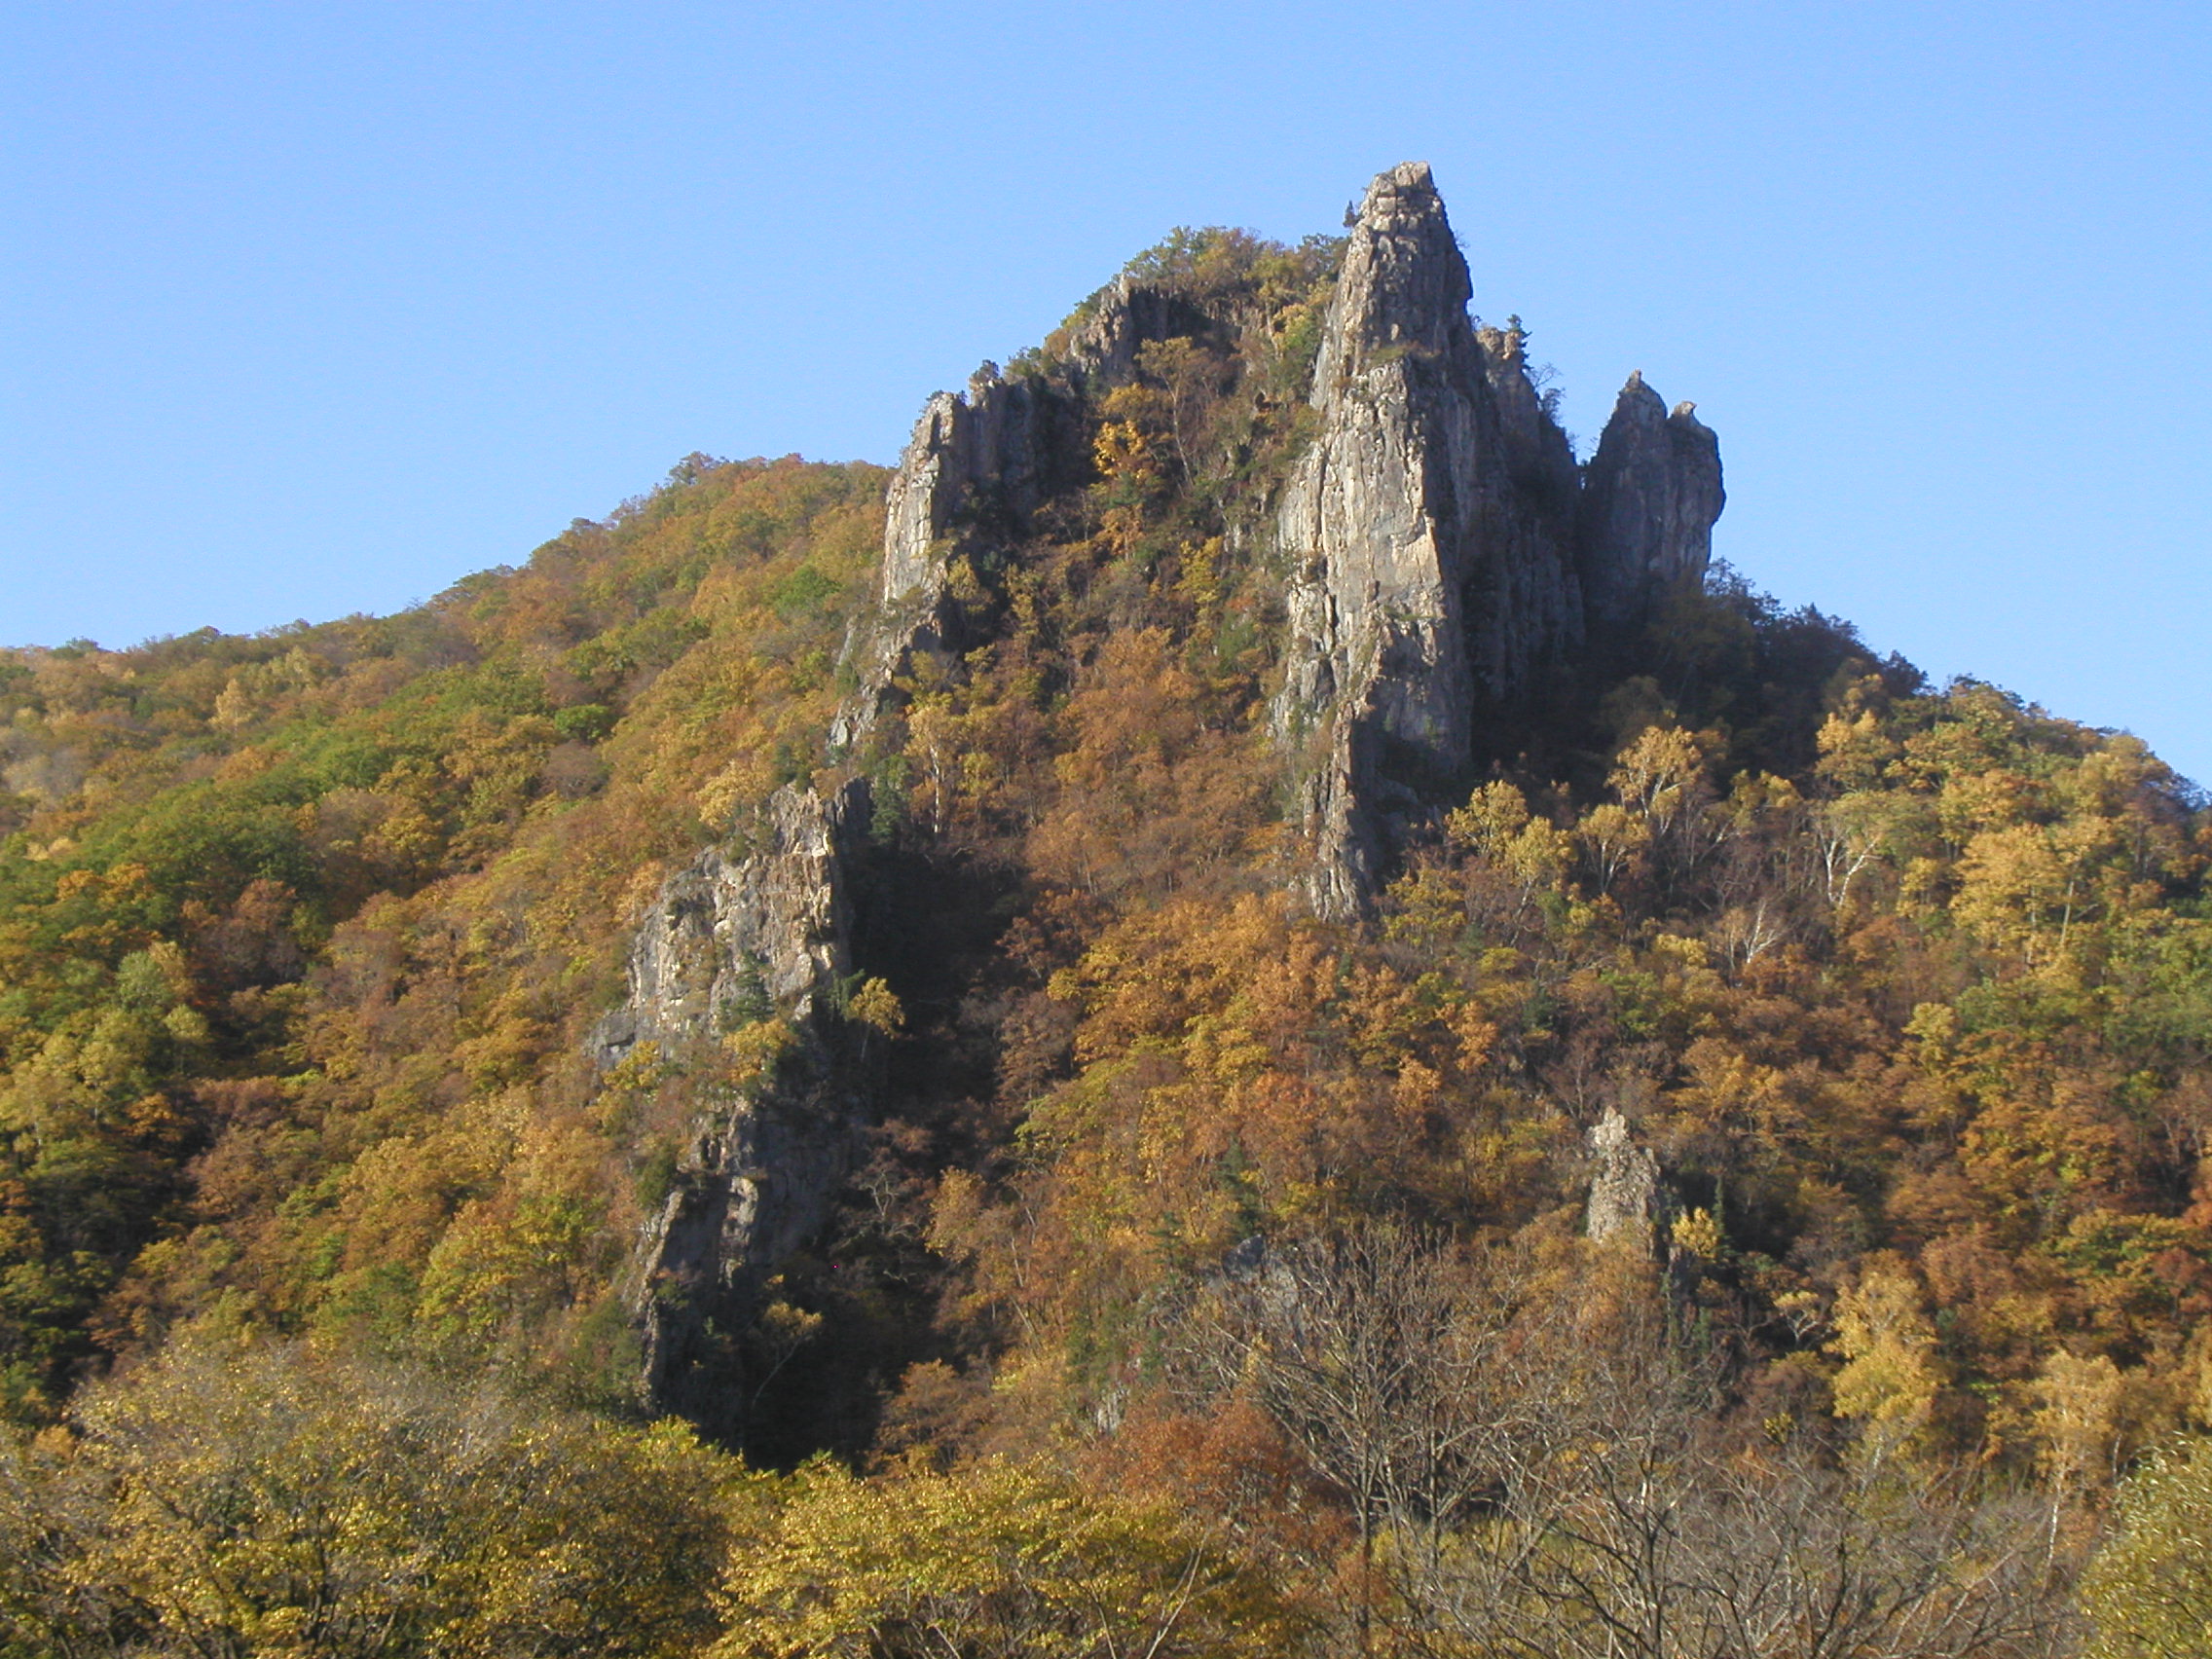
left=1577, top=372, right=1725, bottom=632
left=1065, top=274, right=1219, bottom=382
left=1585, top=1106, right=1666, bottom=1247
left=1476, top=323, right=1579, bottom=515
left=1272, top=162, right=1582, bottom=918
left=1272, top=163, right=1725, bottom=919
left=591, top=779, right=872, bottom=1419
left=830, top=369, right=1064, bottom=749
left=831, top=270, right=1251, bottom=752
left=828, top=164, right=1723, bottom=926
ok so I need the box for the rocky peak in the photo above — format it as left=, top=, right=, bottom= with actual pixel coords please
left=1312, top=162, right=1476, bottom=381
left=834, top=252, right=1269, bottom=755
left=1270, top=164, right=1726, bottom=919
left=831, top=368, right=1069, bottom=749
left=1273, top=161, right=1582, bottom=917
left=1577, top=370, right=1725, bottom=632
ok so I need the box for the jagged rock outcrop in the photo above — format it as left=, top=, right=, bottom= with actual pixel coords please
left=1272, top=162, right=1583, bottom=917
left=1065, top=274, right=1219, bottom=382
left=1476, top=323, right=1579, bottom=515
left=582, top=161, right=1731, bottom=1424
left=831, top=266, right=1269, bottom=752
left=1273, top=162, right=1724, bottom=918
left=1577, top=372, right=1725, bottom=632
left=1585, top=1106, right=1666, bottom=1246
left=830, top=370, right=1068, bottom=749
left=591, top=778, right=871, bottom=1420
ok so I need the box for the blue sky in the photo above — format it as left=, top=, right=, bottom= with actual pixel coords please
left=6, top=3, right=2209, bottom=779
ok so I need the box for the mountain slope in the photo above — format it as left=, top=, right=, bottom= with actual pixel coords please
left=2, top=161, right=2208, bottom=1657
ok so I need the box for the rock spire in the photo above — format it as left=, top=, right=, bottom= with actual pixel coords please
left=1274, top=162, right=1725, bottom=917
left=1577, top=371, right=1725, bottom=632
left=1585, top=1106, right=1667, bottom=1246
left=1272, top=162, right=1582, bottom=917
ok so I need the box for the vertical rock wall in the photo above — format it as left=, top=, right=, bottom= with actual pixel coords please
left=591, top=779, right=872, bottom=1421
left=830, top=370, right=1066, bottom=749
left=1272, top=162, right=1583, bottom=918
left=1274, top=162, right=1726, bottom=918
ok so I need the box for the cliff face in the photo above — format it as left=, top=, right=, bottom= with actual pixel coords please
left=1578, top=372, right=1725, bottom=633
left=1064, top=274, right=1221, bottom=382
left=612, top=255, right=1275, bottom=1421
left=831, top=371, right=1070, bottom=749
left=832, top=274, right=1232, bottom=753
left=592, top=779, right=871, bottom=1421
left=1275, top=162, right=1724, bottom=916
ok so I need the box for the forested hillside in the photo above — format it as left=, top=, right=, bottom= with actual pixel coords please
left=4, top=166, right=2211, bottom=1657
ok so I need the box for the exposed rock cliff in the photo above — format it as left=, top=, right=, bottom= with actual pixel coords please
left=1272, top=162, right=1583, bottom=917
left=1065, top=274, right=1220, bottom=382
left=1584, top=1106, right=1666, bottom=1247
left=830, top=370, right=1069, bottom=749
left=608, top=166, right=1729, bottom=1415
left=1577, top=372, right=1725, bottom=633
left=1273, top=162, right=1725, bottom=918
left=591, top=779, right=872, bottom=1421
left=832, top=273, right=1256, bottom=752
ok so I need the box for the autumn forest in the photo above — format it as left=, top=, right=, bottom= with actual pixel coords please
left=3, top=174, right=2211, bottom=1657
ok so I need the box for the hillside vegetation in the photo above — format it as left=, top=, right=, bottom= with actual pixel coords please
left=4, top=217, right=2211, bottom=1657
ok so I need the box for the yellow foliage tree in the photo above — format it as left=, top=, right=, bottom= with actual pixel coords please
left=1829, top=1262, right=1944, bottom=1470
left=713, top=1456, right=1300, bottom=1659
left=0, top=1336, right=739, bottom=1657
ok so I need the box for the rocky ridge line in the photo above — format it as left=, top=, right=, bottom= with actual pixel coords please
left=830, top=370, right=1061, bottom=749
left=830, top=276, right=1219, bottom=752
left=594, top=166, right=1725, bottom=1418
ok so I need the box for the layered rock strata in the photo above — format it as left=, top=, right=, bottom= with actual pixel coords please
left=1274, top=162, right=1725, bottom=917
left=591, top=779, right=871, bottom=1419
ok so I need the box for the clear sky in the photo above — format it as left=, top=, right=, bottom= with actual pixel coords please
left=7, top=3, right=2209, bottom=779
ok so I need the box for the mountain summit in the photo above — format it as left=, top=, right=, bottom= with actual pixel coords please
left=1275, top=161, right=1721, bottom=913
